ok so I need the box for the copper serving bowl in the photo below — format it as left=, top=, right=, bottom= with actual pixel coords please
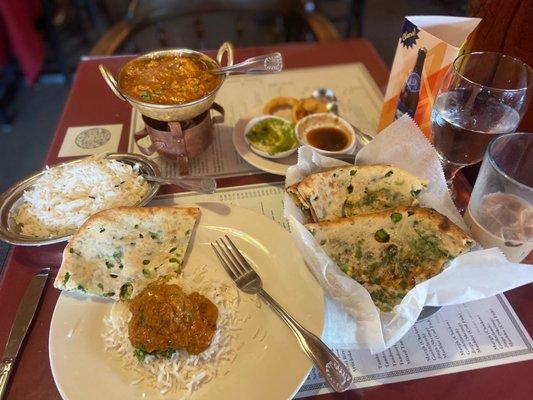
left=99, top=42, right=234, bottom=121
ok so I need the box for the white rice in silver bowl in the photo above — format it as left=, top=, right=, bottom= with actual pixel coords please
left=14, top=154, right=149, bottom=238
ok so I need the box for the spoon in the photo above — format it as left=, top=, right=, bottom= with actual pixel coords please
left=143, top=174, right=216, bottom=194
left=311, top=88, right=374, bottom=146
left=211, top=53, right=283, bottom=75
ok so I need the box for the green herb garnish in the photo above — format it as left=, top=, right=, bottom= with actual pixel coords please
left=374, top=229, right=390, bottom=243
left=139, top=90, right=152, bottom=101
left=134, top=348, right=148, bottom=362
left=390, top=212, right=402, bottom=223
left=113, top=250, right=123, bottom=263
left=62, top=272, right=71, bottom=285
left=120, top=283, right=133, bottom=300
left=69, top=247, right=81, bottom=256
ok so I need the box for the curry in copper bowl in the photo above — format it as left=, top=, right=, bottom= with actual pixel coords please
left=118, top=53, right=221, bottom=106
left=99, top=42, right=234, bottom=121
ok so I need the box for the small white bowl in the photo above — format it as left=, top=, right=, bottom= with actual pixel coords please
left=295, top=113, right=356, bottom=155
left=243, top=115, right=298, bottom=159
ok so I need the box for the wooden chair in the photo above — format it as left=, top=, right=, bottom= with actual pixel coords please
left=90, top=0, right=341, bottom=55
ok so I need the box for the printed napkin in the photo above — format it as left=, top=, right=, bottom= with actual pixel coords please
left=284, top=115, right=533, bottom=353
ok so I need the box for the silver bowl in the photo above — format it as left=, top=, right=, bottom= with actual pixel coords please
left=0, top=153, right=161, bottom=246
left=99, top=42, right=234, bottom=122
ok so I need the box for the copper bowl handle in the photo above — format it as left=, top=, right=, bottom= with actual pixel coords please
left=216, top=42, right=234, bottom=68
left=99, top=64, right=127, bottom=101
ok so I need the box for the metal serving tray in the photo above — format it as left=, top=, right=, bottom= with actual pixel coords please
left=0, top=153, right=161, bottom=246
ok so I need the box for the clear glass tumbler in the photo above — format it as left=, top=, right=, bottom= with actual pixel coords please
left=464, top=133, right=533, bottom=262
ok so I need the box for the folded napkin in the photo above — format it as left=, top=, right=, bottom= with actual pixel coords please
left=284, top=115, right=533, bottom=353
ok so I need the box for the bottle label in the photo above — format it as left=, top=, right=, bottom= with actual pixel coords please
left=405, top=72, right=421, bottom=92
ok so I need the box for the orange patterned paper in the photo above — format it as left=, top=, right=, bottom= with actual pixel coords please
left=377, top=17, right=480, bottom=139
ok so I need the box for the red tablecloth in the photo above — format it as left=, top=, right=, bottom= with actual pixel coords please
left=0, top=39, right=531, bottom=400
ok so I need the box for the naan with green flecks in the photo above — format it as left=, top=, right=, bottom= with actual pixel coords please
left=306, top=207, right=474, bottom=312
left=288, top=165, right=428, bottom=223
left=54, top=206, right=200, bottom=301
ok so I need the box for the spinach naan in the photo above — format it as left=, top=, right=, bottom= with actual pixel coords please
left=54, top=206, right=200, bottom=301
left=288, top=165, right=428, bottom=223
left=306, top=207, right=473, bottom=312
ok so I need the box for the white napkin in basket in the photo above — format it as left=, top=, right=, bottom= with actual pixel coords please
left=284, top=115, right=533, bottom=353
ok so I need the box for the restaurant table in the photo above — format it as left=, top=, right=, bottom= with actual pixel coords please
left=0, top=39, right=531, bottom=400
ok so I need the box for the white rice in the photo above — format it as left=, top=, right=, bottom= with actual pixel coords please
left=14, top=155, right=149, bottom=237
left=102, top=266, right=241, bottom=397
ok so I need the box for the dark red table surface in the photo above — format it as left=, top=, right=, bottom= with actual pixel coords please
left=0, top=39, right=531, bottom=400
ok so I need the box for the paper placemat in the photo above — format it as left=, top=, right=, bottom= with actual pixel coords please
left=152, top=184, right=533, bottom=398
left=128, top=62, right=383, bottom=178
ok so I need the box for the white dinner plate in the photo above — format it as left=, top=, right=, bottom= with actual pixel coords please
left=233, top=117, right=298, bottom=176
left=49, top=203, right=324, bottom=400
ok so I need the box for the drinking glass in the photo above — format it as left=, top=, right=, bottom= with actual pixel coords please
left=464, top=133, right=532, bottom=262
left=431, top=52, right=532, bottom=190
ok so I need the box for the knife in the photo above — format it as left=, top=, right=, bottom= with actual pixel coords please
left=0, top=268, right=49, bottom=399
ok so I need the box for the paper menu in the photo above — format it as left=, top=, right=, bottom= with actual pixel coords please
left=128, top=63, right=383, bottom=177
left=214, top=62, right=383, bottom=135
left=149, top=182, right=289, bottom=231
left=297, top=294, right=533, bottom=398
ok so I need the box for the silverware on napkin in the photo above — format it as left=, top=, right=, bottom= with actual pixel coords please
left=212, top=236, right=353, bottom=393
left=0, top=268, right=49, bottom=399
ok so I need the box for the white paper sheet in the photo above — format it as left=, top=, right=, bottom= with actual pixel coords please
left=58, top=124, right=122, bottom=157
left=296, top=294, right=533, bottom=397
left=149, top=182, right=289, bottom=230
left=284, top=116, right=533, bottom=353
left=128, top=63, right=383, bottom=177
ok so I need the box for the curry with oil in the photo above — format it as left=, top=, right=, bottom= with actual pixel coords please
left=118, top=53, right=221, bottom=105
left=128, top=282, right=218, bottom=356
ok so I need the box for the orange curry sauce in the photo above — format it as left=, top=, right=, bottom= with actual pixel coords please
left=118, top=53, right=221, bottom=105
left=128, top=282, right=218, bottom=355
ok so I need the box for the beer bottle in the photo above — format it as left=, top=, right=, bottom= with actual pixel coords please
left=395, top=47, right=427, bottom=119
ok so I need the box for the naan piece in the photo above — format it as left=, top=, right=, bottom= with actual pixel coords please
left=286, top=183, right=314, bottom=222
left=290, top=165, right=428, bottom=222
left=54, top=206, right=200, bottom=301
left=306, top=207, right=474, bottom=312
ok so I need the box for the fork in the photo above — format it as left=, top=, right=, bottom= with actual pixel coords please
left=211, top=235, right=353, bottom=393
